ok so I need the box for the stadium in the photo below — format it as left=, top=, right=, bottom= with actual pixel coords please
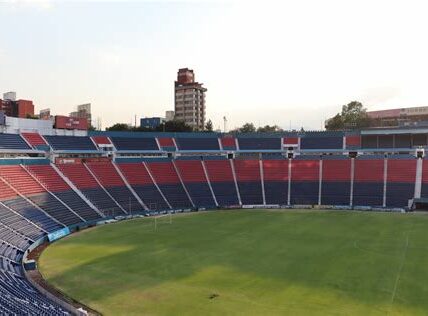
left=0, top=129, right=428, bottom=315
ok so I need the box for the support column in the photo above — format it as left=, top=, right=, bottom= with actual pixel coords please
left=318, top=159, right=323, bottom=206
left=414, top=158, right=423, bottom=199
left=260, top=159, right=266, bottom=205
left=350, top=158, right=355, bottom=207
left=287, top=159, right=292, bottom=206
left=230, top=159, right=242, bottom=206
left=383, top=157, right=388, bottom=207
left=201, top=160, right=219, bottom=207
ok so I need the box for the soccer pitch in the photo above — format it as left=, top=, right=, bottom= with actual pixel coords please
left=39, top=210, right=428, bottom=315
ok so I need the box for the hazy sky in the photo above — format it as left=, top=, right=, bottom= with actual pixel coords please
left=1, top=0, right=428, bottom=131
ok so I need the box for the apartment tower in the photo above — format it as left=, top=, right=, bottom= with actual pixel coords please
left=174, top=68, right=207, bottom=131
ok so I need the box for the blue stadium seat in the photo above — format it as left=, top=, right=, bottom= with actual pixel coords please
left=45, top=135, right=96, bottom=151
left=111, top=137, right=159, bottom=151
left=157, top=184, right=193, bottom=209
left=131, top=185, right=170, bottom=210
left=300, top=136, right=343, bottom=149
left=2, top=197, right=62, bottom=232
left=184, top=183, right=216, bottom=208
left=175, top=137, right=220, bottom=150
left=80, top=188, right=125, bottom=216
left=0, top=134, right=31, bottom=150
left=264, top=181, right=287, bottom=205
left=238, top=138, right=281, bottom=150
left=210, top=182, right=239, bottom=206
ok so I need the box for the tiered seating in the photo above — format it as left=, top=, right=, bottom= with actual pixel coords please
left=0, top=166, right=81, bottom=226
left=117, top=163, right=169, bottom=210
left=0, top=224, right=31, bottom=251
left=290, top=156, right=320, bottom=205
left=238, top=137, right=281, bottom=150
left=157, top=137, right=176, bottom=151
left=345, top=135, right=361, bottom=149
left=86, top=162, right=142, bottom=213
left=0, top=270, right=67, bottom=315
left=57, top=163, right=125, bottom=216
left=26, top=165, right=101, bottom=221
left=353, top=156, right=384, bottom=207
left=300, top=136, right=343, bottom=149
left=0, top=178, right=62, bottom=232
left=0, top=134, right=31, bottom=150
left=233, top=158, right=263, bottom=205
left=91, top=136, right=112, bottom=146
left=220, top=137, right=236, bottom=150
left=175, top=137, right=220, bottom=150
left=21, top=132, right=48, bottom=150
left=146, top=160, right=192, bottom=209
left=283, top=137, right=299, bottom=147
left=386, top=156, right=416, bottom=208
left=394, top=135, right=412, bottom=148
left=44, top=135, right=96, bottom=151
left=111, top=137, right=159, bottom=151
left=0, top=203, right=44, bottom=240
left=262, top=158, right=288, bottom=205
left=321, top=156, right=351, bottom=205
left=175, top=158, right=216, bottom=207
left=204, top=158, right=239, bottom=206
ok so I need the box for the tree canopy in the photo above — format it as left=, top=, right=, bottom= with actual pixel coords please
left=257, top=125, right=283, bottom=132
left=325, top=101, right=371, bottom=130
left=205, top=119, right=213, bottom=132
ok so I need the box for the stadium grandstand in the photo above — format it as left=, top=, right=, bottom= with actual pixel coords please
left=0, top=126, right=428, bottom=314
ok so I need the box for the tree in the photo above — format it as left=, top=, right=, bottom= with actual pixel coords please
left=238, top=122, right=256, bottom=133
left=341, top=101, right=371, bottom=128
left=257, top=125, right=283, bottom=132
left=325, top=101, right=371, bottom=130
left=325, top=113, right=344, bottom=130
left=25, top=114, right=38, bottom=120
left=205, top=119, right=213, bottom=132
left=155, top=120, right=193, bottom=132
left=106, top=123, right=131, bottom=131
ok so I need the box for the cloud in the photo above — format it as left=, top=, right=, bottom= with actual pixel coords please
left=360, top=86, right=401, bottom=105
left=0, top=48, right=6, bottom=65
left=3, top=0, right=54, bottom=11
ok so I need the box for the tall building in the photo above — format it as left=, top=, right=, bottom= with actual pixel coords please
left=165, top=110, right=175, bottom=121
left=174, top=68, right=206, bottom=131
left=3, top=91, right=16, bottom=101
left=0, top=97, right=34, bottom=118
left=70, top=103, right=92, bottom=126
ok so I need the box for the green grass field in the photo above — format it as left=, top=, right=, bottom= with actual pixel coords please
left=39, top=210, right=428, bottom=315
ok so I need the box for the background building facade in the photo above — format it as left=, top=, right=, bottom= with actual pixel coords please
left=368, top=106, right=428, bottom=127
left=140, top=117, right=165, bottom=129
left=70, top=103, right=92, bottom=127
left=174, top=68, right=206, bottom=131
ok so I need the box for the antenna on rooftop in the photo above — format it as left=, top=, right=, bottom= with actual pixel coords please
left=223, top=116, right=227, bottom=133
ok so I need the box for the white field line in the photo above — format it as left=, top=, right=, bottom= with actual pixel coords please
left=390, top=233, right=409, bottom=309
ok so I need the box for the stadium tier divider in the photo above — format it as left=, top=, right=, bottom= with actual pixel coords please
left=56, top=163, right=126, bottom=216
left=84, top=162, right=142, bottom=214
left=145, top=160, right=193, bottom=209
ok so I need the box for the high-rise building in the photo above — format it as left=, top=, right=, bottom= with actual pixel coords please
left=174, top=68, right=206, bottom=131
left=165, top=110, right=175, bottom=121
left=3, top=92, right=16, bottom=101
left=70, top=103, right=92, bottom=126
